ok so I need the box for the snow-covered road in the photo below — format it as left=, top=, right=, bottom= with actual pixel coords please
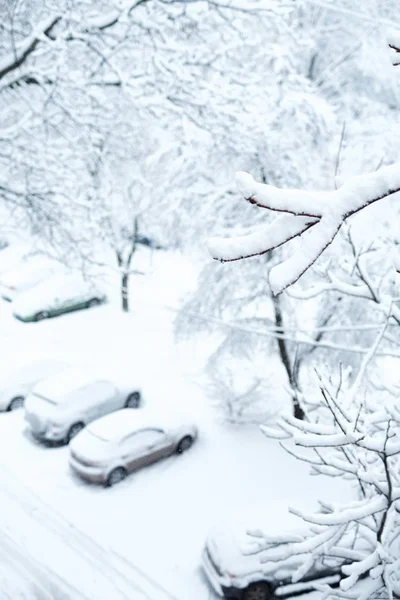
left=0, top=463, right=178, bottom=600
left=0, top=252, right=352, bottom=599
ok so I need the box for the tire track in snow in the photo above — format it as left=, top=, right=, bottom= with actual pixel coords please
left=0, top=529, right=93, bottom=600
left=0, top=464, right=181, bottom=600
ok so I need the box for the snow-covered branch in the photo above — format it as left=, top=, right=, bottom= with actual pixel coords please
left=0, top=1, right=150, bottom=84
left=256, top=318, right=400, bottom=599
left=208, top=164, right=400, bottom=295
left=0, top=16, right=61, bottom=81
left=290, top=234, right=400, bottom=326
left=388, top=30, right=400, bottom=67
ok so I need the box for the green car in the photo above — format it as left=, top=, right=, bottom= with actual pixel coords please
left=12, top=273, right=106, bottom=322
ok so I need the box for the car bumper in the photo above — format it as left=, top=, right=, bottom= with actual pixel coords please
left=202, top=548, right=241, bottom=598
left=44, top=427, right=67, bottom=442
left=25, top=416, right=66, bottom=443
left=29, top=429, right=65, bottom=443
left=69, top=456, right=106, bottom=484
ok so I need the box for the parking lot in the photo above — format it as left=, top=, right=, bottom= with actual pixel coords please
left=0, top=251, right=349, bottom=599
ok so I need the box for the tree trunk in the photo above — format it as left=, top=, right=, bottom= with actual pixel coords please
left=121, top=272, right=129, bottom=312
left=293, top=396, right=305, bottom=420
left=273, top=296, right=305, bottom=420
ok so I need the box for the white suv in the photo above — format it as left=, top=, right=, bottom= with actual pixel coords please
left=24, top=367, right=141, bottom=444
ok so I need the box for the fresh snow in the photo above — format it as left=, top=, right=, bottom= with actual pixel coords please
left=31, top=367, right=110, bottom=404
left=85, top=408, right=194, bottom=442
left=0, top=251, right=351, bottom=598
left=0, top=16, right=59, bottom=77
left=12, top=272, right=104, bottom=317
left=208, top=165, right=400, bottom=294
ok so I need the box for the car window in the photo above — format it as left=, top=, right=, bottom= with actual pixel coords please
left=33, top=392, right=57, bottom=406
left=59, top=283, right=84, bottom=303
left=122, top=429, right=165, bottom=451
left=95, top=381, right=116, bottom=399
left=77, top=381, right=115, bottom=406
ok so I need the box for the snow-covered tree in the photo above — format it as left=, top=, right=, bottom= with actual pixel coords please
left=256, top=325, right=400, bottom=599
left=207, top=33, right=400, bottom=295
left=204, top=24, right=400, bottom=600
left=208, top=158, right=400, bottom=296
left=206, top=345, right=283, bottom=424
left=86, top=126, right=188, bottom=311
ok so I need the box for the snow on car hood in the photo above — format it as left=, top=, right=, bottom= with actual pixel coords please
left=70, top=429, right=115, bottom=463
left=206, top=508, right=309, bottom=581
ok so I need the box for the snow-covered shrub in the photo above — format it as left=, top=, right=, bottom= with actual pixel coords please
left=206, top=346, right=287, bottom=424
left=204, top=21, right=400, bottom=600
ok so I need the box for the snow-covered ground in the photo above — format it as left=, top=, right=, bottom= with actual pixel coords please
left=0, top=250, right=352, bottom=599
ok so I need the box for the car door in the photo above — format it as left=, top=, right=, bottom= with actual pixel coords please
left=121, top=429, right=173, bottom=472
left=82, top=381, right=118, bottom=422
left=99, top=381, right=122, bottom=412
left=63, top=279, right=92, bottom=312
left=53, top=281, right=82, bottom=314
left=48, top=282, right=71, bottom=314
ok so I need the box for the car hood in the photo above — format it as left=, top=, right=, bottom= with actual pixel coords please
left=205, top=510, right=311, bottom=582
left=70, top=430, right=114, bottom=463
left=206, top=527, right=265, bottom=578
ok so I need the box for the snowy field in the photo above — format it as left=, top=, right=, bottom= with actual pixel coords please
left=0, top=250, right=352, bottom=599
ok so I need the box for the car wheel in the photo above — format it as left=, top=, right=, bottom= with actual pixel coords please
left=35, top=311, right=49, bottom=321
left=124, top=391, right=141, bottom=408
left=177, top=435, right=193, bottom=454
left=8, top=396, right=24, bottom=411
left=106, top=467, right=127, bottom=487
left=87, top=298, right=101, bottom=308
left=66, top=422, right=84, bottom=444
left=243, top=582, right=273, bottom=600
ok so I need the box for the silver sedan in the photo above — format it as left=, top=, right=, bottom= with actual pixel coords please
left=69, top=409, right=197, bottom=486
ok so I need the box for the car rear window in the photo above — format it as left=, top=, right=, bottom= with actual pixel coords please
left=33, top=392, right=57, bottom=405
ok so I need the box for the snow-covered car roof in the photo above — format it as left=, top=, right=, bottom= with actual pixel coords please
left=32, top=368, right=109, bottom=403
left=1, top=255, right=59, bottom=287
left=86, top=408, right=190, bottom=442
left=0, top=359, right=69, bottom=387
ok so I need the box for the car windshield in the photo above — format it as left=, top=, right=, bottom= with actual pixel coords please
left=86, top=429, right=111, bottom=443
left=33, top=392, right=57, bottom=406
